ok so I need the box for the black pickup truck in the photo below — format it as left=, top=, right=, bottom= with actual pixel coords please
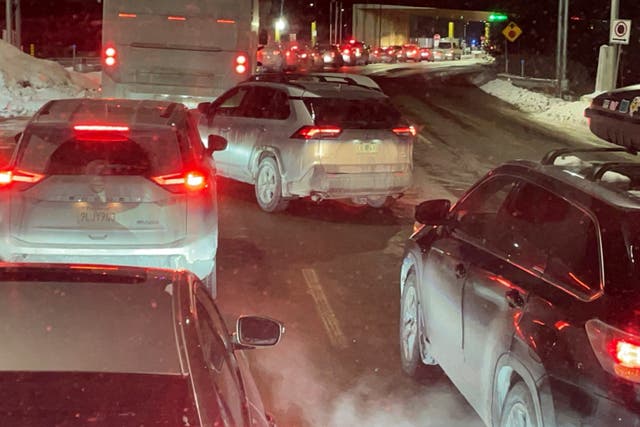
left=584, top=85, right=640, bottom=151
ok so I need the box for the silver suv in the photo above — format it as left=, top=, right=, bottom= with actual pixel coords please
left=0, top=99, right=226, bottom=297
left=197, top=73, right=414, bottom=212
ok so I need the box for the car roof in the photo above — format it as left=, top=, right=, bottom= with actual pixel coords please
left=495, top=151, right=640, bottom=211
left=28, top=98, right=188, bottom=130
left=243, top=73, right=385, bottom=98
left=0, top=263, right=186, bottom=375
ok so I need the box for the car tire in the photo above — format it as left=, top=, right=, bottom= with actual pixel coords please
left=500, top=381, right=540, bottom=427
left=255, top=157, right=289, bottom=212
left=400, top=269, right=435, bottom=378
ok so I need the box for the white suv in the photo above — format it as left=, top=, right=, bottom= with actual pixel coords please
left=197, top=73, right=414, bottom=212
left=0, top=99, right=226, bottom=297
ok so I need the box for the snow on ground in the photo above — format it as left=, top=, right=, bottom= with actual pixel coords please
left=0, top=40, right=99, bottom=118
left=479, top=78, right=604, bottom=144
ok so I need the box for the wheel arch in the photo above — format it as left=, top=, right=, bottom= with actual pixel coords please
left=491, top=342, right=557, bottom=427
left=250, top=147, right=285, bottom=182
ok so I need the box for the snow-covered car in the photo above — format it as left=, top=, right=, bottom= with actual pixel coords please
left=197, top=73, right=415, bottom=212
left=433, top=40, right=462, bottom=60
left=0, top=263, right=283, bottom=426
left=400, top=145, right=640, bottom=426
left=584, top=85, right=640, bottom=150
left=0, top=99, right=226, bottom=297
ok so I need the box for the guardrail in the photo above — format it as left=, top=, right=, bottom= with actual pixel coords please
left=47, top=57, right=102, bottom=73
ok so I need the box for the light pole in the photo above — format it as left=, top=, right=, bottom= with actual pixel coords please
left=610, top=0, right=620, bottom=89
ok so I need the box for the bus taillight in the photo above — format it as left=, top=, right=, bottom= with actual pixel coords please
left=104, top=47, right=117, bottom=67
left=235, top=54, right=247, bottom=74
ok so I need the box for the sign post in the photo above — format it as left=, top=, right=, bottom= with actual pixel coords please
left=610, top=19, right=631, bottom=44
left=501, top=22, right=522, bottom=74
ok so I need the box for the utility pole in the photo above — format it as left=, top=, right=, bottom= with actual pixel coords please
left=555, top=0, right=569, bottom=96
left=610, top=0, right=620, bottom=89
left=14, top=0, right=20, bottom=48
left=4, top=0, right=13, bottom=44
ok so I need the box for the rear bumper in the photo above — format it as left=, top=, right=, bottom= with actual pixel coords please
left=287, top=165, right=412, bottom=199
left=0, top=234, right=216, bottom=280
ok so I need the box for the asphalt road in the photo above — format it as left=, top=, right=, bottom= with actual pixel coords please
left=214, top=63, right=604, bottom=427
left=0, top=61, right=604, bottom=427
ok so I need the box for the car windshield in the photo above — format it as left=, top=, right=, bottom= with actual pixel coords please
left=16, top=126, right=183, bottom=175
left=437, top=42, right=452, bottom=49
left=0, top=372, right=199, bottom=426
left=304, top=98, right=402, bottom=128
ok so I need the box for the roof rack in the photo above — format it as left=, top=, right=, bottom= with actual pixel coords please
left=541, top=146, right=636, bottom=165
left=247, top=72, right=382, bottom=92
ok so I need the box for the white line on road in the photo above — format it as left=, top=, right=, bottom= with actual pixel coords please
left=302, top=268, right=348, bottom=350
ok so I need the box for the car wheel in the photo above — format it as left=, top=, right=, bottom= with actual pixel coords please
left=500, top=382, right=540, bottom=427
left=255, top=157, right=289, bottom=212
left=203, top=272, right=217, bottom=299
left=400, top=270, right=435, bottom=378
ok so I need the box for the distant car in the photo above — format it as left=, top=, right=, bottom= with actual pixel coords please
left=312, top=43, right=344, bottom=69
left=257, top=44, right=284, bottom=72
left=381, top=45, right=402, bottom=63
left=399, top=44, right=420, bottom=62
left=0, top=99, right=227, bottom=297
left=400, top=145, right=640, bottom=427
left=197, top=73, right=414, bottom=211
left=340, top=40, right=369, bottom=66
left=0, top=263, right=283, bottom=426
left=418, top=47, right=433, bottom=62
left=433, top=40, right=462, bottom=60
left=584, top=86, right=640, bottom=149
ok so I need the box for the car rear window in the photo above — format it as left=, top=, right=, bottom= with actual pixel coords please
left=437, top=42, right=453, bottom=49
left=304, top=98, right=403, bottom=129
left=16, top=126, right=182, bottom=176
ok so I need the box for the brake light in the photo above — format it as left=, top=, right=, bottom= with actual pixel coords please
left=167, top=15, right=187, bottom=21
left=0, top=169, right=44, bottom=190
left=151, top=171, right=207, bottom=192
left=118, top=12, right=137, bottom=18
left=392, top=126, right=416, bottom=137
left=235, top=54, right=248, bottom=74
left=104, top=46, right=117, bottom=67
left=586, top=319, right=640, bottom=383
left=343, top=48, right=350, bottom=54
left=73, top=124, right=130, bottom=142
left=292, top=126, right=342, bottom=139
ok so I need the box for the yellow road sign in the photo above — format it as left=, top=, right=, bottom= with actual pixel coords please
left=502, top=22, right=522, bottom=42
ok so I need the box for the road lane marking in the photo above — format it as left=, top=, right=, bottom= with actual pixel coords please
left=302, top=268, right=348, bottom=349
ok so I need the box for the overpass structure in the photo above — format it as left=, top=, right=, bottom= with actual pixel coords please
left=352, top=4, right=495, bottom=47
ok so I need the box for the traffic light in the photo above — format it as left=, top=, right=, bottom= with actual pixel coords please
left=488, top=13, right=508, bottom=22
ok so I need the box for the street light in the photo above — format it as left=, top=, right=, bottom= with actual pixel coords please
left=275, top=17, right=287, bottom=42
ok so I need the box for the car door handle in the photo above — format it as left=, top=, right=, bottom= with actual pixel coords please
left=455, top=263, right=466, bottom=279
left=219, top=127, right=231, bottom=133
left=505, top=289, right=525, bottom=308
left=259, top=126, right=267, bottom=132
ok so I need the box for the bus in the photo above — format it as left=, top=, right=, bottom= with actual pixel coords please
left=101, top=0, right=259, bottom=105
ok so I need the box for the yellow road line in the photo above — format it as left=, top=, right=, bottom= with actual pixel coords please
left=302, top=268, right=348, bottom=349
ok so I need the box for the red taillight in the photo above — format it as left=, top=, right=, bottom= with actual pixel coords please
left=118, top=12, right=137, bottom=18
left=392, top=125, right=416, bottom=137
left=151, top=171, right=207, bottom=192
left=73, top=124, right=130, bottom=141
left=291, top=126, right=342, bottom=139
left=104, top=46, right=117, bottom=67
left=235, top=54, right=248, bottom=74
left=586, top=319, right=640, bottom=383
left=343, top=49, right=350, bottom=54
left=0, top=169, right=44, bottom=190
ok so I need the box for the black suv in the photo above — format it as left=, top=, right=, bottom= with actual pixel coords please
left=399, top=146, right=640, bottom=426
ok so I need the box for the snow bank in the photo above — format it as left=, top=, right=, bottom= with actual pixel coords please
left=480, top=79, right=590, bottom=128
left=0, top=40, right=99, bottom=118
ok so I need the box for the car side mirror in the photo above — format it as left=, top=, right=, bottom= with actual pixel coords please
left=415, top=199, right=452, bottom=225
left=206, top=135, right=227, bottom=155
left=197, top=102, right=212, bottom=115
left=235, top=316, right=284, bottom=349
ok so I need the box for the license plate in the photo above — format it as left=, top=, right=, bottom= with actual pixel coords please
left=78, top=210, right=116, bottom=223
left=357, top=143, right=378, bottom=154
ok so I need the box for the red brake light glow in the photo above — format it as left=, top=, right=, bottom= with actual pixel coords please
left=0, top=169, right=44, bottom=189
left=235, top=55, right=248, bottom=74
left=292, top=126, right=342, bottom=139
left=151, top=171, right=207, bottom=192
left=586, top=319, right=640, bottom=383
left=393, top=126, right=417, bottom=137
left=74, top=125, right=130, bottom=132
left=118, top=12, right=137, bottom=18
left=104, top=47, right=117, bottom=67
left=216, top=19, right=236, bottom=24
left=167, top=15, right=187, bottom=21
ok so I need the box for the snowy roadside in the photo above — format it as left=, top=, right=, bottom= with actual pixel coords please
left=479, top=79, right=607, bottom=147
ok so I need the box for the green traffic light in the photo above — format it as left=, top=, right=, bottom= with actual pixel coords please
left=488, top=13, right=508, bottom=22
